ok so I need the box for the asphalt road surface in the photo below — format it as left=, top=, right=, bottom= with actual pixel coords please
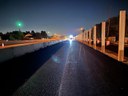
left=1, top=40, right=128, bottom=96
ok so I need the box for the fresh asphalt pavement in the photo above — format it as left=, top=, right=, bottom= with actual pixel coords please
left=1, top=40, right=128, bottom=96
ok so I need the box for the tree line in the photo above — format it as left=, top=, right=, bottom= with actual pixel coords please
left=0, top=30, right=48, bottom=40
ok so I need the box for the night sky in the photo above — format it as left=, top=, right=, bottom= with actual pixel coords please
left=0, top=0, right=128, bottom=35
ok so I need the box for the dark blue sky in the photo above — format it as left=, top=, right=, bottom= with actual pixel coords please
left=0, top=0, right=128, bottom=35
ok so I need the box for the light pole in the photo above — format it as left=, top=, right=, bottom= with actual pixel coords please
left=80, top=27, right=85, bottom=42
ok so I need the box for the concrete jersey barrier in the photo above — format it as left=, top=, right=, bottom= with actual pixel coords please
left=0, top=40, right=65, bottom=63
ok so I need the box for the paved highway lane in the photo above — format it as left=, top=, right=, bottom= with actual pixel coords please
left=1, top=41, right=128, bottom=96
left=59, top=41, right=128, bottom=96
left=0, top=42, right=68, bottom=96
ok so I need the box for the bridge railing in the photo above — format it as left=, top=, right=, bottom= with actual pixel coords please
left=76, top=10, right=128, bottom=63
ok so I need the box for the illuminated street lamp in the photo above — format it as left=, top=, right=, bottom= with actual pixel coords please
left=80, top=27, right=84, bottom=31
left=80, top=27, right=85, bottom=41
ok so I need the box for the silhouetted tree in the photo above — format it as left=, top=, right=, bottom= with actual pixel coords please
left=9, top=35, right=15, bottom=40
left=31, top=30, right=36, bottom=37
left=31, top=30, right=35, bottom=34
left=35, top=32, right=42, bottom=39
left=0, top=32, right=2, bottom=40
left=0, top=32, right=3, bottom=35
left=2, top=34, right=10, bottom=40
left=41, top=31, right=48, bottom=38
left=6, top=31, right=24, bottom=40
left=25, top=31, right=30, bottom=34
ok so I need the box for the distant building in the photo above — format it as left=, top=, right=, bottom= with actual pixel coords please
left=24, top=33, right=33, bottom=40
left=51, top=34, right=61, bottom=39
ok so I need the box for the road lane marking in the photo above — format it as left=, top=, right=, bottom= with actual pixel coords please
left=58, top=44, right=70, bottom=96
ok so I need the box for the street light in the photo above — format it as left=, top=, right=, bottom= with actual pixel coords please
left=80, top=27, right=84, bottom=31
left=80, top=27, right=85, bottom=41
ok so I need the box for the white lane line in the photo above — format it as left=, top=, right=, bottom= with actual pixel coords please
left=58, top=44, right=71, bottom=96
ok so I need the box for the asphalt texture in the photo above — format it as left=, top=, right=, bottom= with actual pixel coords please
left=1, top=40, right=128, bottom=96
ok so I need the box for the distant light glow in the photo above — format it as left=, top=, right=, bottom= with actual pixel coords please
left=69, top=39, right=73, bottom=45
left=68, top=35, right=73, bottom=45
left=16, top=21, right=23, bottom=28
left=18, top=23, right=21, bottom=26
left=69, top=35, right=73, bottom=39
left=106, top=40, right=110, bottom=46
left=80, top=27, right=84, bottom=31
left=97, top=39, right=100, bottom=44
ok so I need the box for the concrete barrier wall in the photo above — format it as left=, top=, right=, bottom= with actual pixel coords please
left=0, top=40, right=65, bottom=63
left=13, top=44, right=35, bottom=57
left=0, top=48, right=14, bottom=62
